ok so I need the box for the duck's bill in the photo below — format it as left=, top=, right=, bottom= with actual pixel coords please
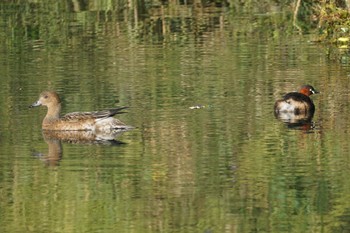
left=29, top=100, right=42, bottom=108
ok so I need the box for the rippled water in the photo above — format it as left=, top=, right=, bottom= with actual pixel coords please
left=1, top=2, right=350, bottom=233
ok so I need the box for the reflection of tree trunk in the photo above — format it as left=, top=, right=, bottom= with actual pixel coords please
left=70, top=0, right=88, bottom=12
left=132, top=0, right=149, bottom=26
left=220, top=15, right=224, bottom=31
left=161, top=5, right=166, bottom=34
left=71, top=0, right=81, bottom=12
left=346, top=0, right=350, bottom=11
left=293, top=0, right=302, bottom=33
left=134, top=0, right=138, bottom=26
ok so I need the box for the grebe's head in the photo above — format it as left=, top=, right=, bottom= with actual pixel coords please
left=299, top=85, right=319, bottom=97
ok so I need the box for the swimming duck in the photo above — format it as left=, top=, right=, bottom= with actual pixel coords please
left=30, top=91, right=133, bottom=132
left=274, top=85, right=318, bottom=116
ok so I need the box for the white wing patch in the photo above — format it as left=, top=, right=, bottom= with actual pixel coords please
left=278, top=101, right=295, bottom=112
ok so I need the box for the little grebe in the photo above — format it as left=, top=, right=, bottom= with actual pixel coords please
left=274, top=85, right=318, bottom=115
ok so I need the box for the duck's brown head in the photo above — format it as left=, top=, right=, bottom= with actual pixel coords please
left=29, top=91, right=61, bottom=108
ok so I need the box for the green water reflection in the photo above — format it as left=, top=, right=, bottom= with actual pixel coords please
left=1, top=1, right=350, bottom=233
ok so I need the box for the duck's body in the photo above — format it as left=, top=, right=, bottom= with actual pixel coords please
left=30, top=91, right=133, bottom=132
left=274, top=85, right=318, bottom=116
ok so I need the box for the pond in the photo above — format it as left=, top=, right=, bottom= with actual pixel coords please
left=1, top=1, right=350, bottom=233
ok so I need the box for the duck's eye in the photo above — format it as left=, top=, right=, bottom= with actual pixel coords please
left=44, top=95, right=48, bottom=99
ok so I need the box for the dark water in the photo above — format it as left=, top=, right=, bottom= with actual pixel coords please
left=1, top=1, right=350, bottom=233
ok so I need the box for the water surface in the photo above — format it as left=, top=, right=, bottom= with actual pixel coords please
left=1, top=2, right=350, bottom=233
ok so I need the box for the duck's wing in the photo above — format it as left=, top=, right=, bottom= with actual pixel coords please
left=62, top=107, right=128, bottom=121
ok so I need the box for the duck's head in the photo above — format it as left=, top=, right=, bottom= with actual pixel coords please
left=29, top=91, right=61, bottom=108
left=299, top=85, right=319, bottom=97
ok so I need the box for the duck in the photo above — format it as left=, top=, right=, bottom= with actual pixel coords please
left=29, top=91, right=133, bottom=132
left=274, top=85, right=318, bottom=116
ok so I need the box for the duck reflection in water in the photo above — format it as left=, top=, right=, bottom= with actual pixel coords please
left=32, top=127, right=128, bottom=166
left=274, top=85, right=318, bottom=130
left=32, top=131, right=63, bottom=167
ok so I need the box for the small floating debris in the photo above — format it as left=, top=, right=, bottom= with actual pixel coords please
left=189, top=105, right=205, bottom=109
left=341, top=27, right=349, bottom=33
left=337, top=37, right=349, bottom=49
left=338, top=37, right=350, bottom=42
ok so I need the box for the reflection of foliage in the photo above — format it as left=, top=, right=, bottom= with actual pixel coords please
left=316, top=2, right=350, bottom=42
left=5, top=0, right=350, bottom=45
left=0, top=0, right=298, bottom=47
